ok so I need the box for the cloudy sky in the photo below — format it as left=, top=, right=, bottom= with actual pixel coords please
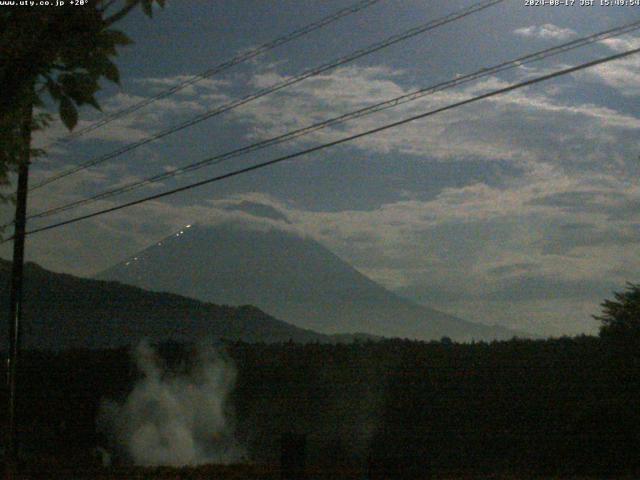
left=3, top=0, right=640, bottom=337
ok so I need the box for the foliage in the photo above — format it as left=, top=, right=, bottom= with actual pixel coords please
left=594, top=282, right=640, bottom=340
left=0, top=0, right=164, bottom=200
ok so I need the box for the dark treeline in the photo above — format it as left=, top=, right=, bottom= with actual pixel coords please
left=3, top=335, right=640, bottom=478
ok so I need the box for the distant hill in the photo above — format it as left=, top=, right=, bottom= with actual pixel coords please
left=97, top=205, right=522, bottom=342
left=0, top=259, right=334, bottom=350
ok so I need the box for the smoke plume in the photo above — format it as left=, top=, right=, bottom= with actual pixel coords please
left=100, top=340, right=244, bottom=466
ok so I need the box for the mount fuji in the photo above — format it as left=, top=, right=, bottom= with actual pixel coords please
left=97, top=203, right=521, bottom=342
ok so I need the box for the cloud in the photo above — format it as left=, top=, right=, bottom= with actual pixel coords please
left=578, top=56, right=640, bottom=97
left=483, top=275, right=621, bottom=302
left=513, top=24, right=576, bottom=41
left=528, top=188, right=640, bottom=222
left=225, top=63, right=640, bottom=175
left=30, top=56, right=640, bottom=208
left=600, top=35, right=640, bottom=53
left=31, top=74, right=230, bottom=155
left=571, top=35, right=640, bottom=96
left=220, top=200, right=292, bottom=224
left=487, top=262, right=539, bottom=277
left=537, top=221, right=640, bottom=255
left=135, top=74, right=230, bottom=98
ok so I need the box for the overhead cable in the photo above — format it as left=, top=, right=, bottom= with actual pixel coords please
left=16, top=45, right=640, bottom=240
left=30, top=0, right=505, bottom=191
left=26, top=19, right=640, bottom=221
left=47, top=0, right=384, bottom=146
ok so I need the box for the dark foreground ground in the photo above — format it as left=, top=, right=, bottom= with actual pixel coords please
left=10, top=464, right=640, bottom=480
left=0, top=335, right=639, bottom=479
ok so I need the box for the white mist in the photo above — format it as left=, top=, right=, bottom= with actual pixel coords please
left=101, top=340, right=244, bottom=466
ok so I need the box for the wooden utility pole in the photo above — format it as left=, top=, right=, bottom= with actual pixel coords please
left=5, top=97, right=33, bottom=479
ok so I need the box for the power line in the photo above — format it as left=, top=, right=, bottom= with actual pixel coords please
left=30, top=0, right=505, bottom=191
left=25, top=19, right=640, bottom=222
left=17, top=45, right=640, bottom=240
left=34, top=0, right=503, bottom=189
left=47, top=0, right=384, bottom=146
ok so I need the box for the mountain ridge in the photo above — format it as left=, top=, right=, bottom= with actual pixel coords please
left=0, top=258, right=338, bottom=350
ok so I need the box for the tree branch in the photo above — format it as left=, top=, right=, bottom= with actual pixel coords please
left=104, top=0, right=140, bottom=27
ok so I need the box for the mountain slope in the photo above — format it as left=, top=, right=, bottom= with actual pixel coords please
left=97, top=219, right=520, bottom=342
left=0, top=259, right=331, bottom=350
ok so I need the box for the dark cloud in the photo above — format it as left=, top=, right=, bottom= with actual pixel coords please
left=539, top=222, right=640, bottom=255
left=485, top=275, right=620, bottom=302
left=606, top=198, right=640, bottom=221
left=395, top=273, right=618, bottom=306
left=342, top=231, right=376, bottom=243
left=527, top=190, right=640, bottom=226
left=527, top=190, right=626, bottom=213
left=222, top=201, right=291, bottom=224
left=487, top=262, right=538, bottom=277
left=394, top=283, right=467, bottom=305
left=558, top=222, right=593, bottom=231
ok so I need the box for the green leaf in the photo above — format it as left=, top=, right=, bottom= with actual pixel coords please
left=32, top=111, right=52, bottom=131
left=103, top=59, right=120, bottom=84
left=142, top=0, right=153, bottom=17
left=46, top=79, right=63, bottom=100
left=86, top=95, right=102, bottom=111
left=30, top=147, right=46, bottom=159
left=105, top=29, right=133, bottom=46
left=59, top=73, right=100, bottom=107
left=59, top=96, right=78, bottom=131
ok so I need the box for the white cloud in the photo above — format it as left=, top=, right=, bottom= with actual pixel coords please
left=513, top=23, right=577, bottom=41
left=32, top=56, right=640, bottom=199
left=577, top=58, right=640, bottom=96
left=31, top=74, right=230, bottom=154
left=600, top=35, right=640, bottom=53
left=570, top=35, right=640, bottom=96
left=228, top=63, right=640, bottom=172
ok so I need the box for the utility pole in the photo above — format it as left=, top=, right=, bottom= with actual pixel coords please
left=5, top=97, right=33, bottom=480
